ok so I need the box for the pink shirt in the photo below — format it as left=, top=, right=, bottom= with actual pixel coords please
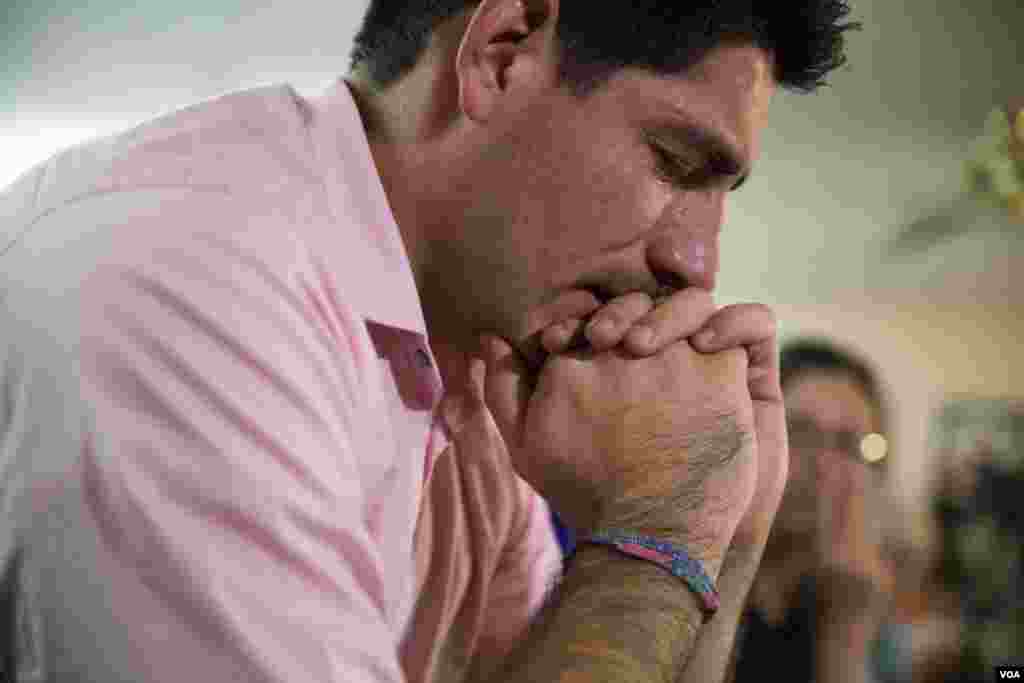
left=0, top=80, right=560, bottom=683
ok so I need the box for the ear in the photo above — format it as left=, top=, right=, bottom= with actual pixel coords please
left=455, top=0, right=559, bottom=123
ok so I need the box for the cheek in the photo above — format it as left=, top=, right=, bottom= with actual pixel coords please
left=517, top=115, right=666, bottom=254
left=545, top=158, right=669, bottom=264
left=665, top=191, right=727, bottom=234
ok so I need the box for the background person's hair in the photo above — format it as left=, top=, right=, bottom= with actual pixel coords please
left=780, top=337, right=888, bottom=439
left=350, top=0, right=861, bottom=97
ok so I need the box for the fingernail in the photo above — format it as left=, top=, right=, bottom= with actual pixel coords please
left=631, top=325, right=655, bottom=346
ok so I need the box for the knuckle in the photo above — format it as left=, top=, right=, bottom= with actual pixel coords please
left=688, top=288, right=716, bottom=310
left=610, top=291, right=652, bottom=318
left=753, top=303, right=777, bottom=328
left=737, top=302, right=776, bottom=327
left=658, top=288, right=715, bottom=324
left=588, top=312, right=618, bottom=331
left=541, top=326, right=566, bottom=350
left=721, top=346, right=748, bottom=365
left=626, top=290, right=654, bottom=306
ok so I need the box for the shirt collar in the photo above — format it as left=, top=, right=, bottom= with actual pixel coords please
left=309, top=78, right=429, bottom=337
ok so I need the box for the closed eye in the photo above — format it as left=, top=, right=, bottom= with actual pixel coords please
left=651, top=143, right=704, bottom=187
left=647, top=129, right=749, bottom=192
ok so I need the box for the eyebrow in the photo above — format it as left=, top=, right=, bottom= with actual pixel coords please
left=654, top=120, right=751, bottom=191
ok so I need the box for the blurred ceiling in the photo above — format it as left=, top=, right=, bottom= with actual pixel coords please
left=3, top=0, right=1023, bottom=306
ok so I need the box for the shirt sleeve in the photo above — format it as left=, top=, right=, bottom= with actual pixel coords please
left=75, top=224, right=406, bottom=683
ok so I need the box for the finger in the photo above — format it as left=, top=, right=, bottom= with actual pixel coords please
left=732, top=394, right=789, bottom=552
left=816, top=472, right=838, bottom=557
left=521, top=289, right=604, bottom=369
left=540, top=317, right=586, bottom=354
left=825, top=468, right=857, bottom=556
left=691, top=303, right=780, bottom=402
left=622, top=287, right=717, bottom=357
left=583, top=291, right=654, bottom=351
left=843, top=466, right=870, bottom=534
left=478, top=334, right=531, bottom=451
left=834, top=470, right=854, bottom=540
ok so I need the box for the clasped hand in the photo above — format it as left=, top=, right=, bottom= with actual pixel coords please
left=448, top=288, right=788, bottom=581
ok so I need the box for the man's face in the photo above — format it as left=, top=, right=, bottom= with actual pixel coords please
left=422, top=42, right=776, bottom=365
left=776, top=371, right=884, bottom=540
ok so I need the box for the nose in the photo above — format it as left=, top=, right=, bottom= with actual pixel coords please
left=646, top=193, right=725, bottom=292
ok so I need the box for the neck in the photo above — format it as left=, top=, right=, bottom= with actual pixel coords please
left=347, top=77, right=443, bottom=326
left=346, top=76, right=486, bottom=392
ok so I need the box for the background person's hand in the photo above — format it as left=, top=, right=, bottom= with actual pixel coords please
left=480, top=331, right=758, bottom=579
left=815, top=456, right=893, bottom=620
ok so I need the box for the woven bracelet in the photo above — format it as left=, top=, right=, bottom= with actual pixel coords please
left=576, top=530, right=721, bottom=619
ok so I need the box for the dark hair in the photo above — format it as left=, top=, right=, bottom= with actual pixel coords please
left=350, top=1, right=861, bottom=96
left=780, top=338, right=887, bottom=436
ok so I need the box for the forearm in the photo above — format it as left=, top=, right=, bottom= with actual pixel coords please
left=816, top=622, right=876, bottom=683
left=675, top=551, right=760, bottom=683
left=815, top=573, right=885, bottom=683
left=475, top=545, right=705, bottom=683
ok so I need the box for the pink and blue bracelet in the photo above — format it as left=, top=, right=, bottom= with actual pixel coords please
left=574, top=529, right=721, bottom=620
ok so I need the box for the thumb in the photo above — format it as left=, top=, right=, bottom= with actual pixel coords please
left=478, top=334, right=531, bottom=451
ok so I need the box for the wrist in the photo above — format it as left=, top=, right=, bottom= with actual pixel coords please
left=490, top=543, right=705, bottom=683
left=567, top=543, right=705, bottom=634
left=818, top=615, right=877, bottom=656
left=710, top=548, right=763, bottom=612
left=576, top=530, right=722, bottom=618
left=592, top=499, right=729, bottom=582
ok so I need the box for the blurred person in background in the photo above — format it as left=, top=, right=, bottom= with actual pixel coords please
left=732, top=338, right=911, bottom=683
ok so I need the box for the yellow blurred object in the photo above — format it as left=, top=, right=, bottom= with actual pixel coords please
left=1008, top=191, right=1024, bottom=223
left=860, top=432, right=888, bottom=463
left=1012, top=109, right=1024, bottom=163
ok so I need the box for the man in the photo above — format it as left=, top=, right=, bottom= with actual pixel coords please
left=734, top=339, right=904, bottom=683
left=0, top=1, right=857, bottom=681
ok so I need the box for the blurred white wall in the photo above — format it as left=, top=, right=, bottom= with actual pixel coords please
left=2, top=0, right=370, bottom=186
